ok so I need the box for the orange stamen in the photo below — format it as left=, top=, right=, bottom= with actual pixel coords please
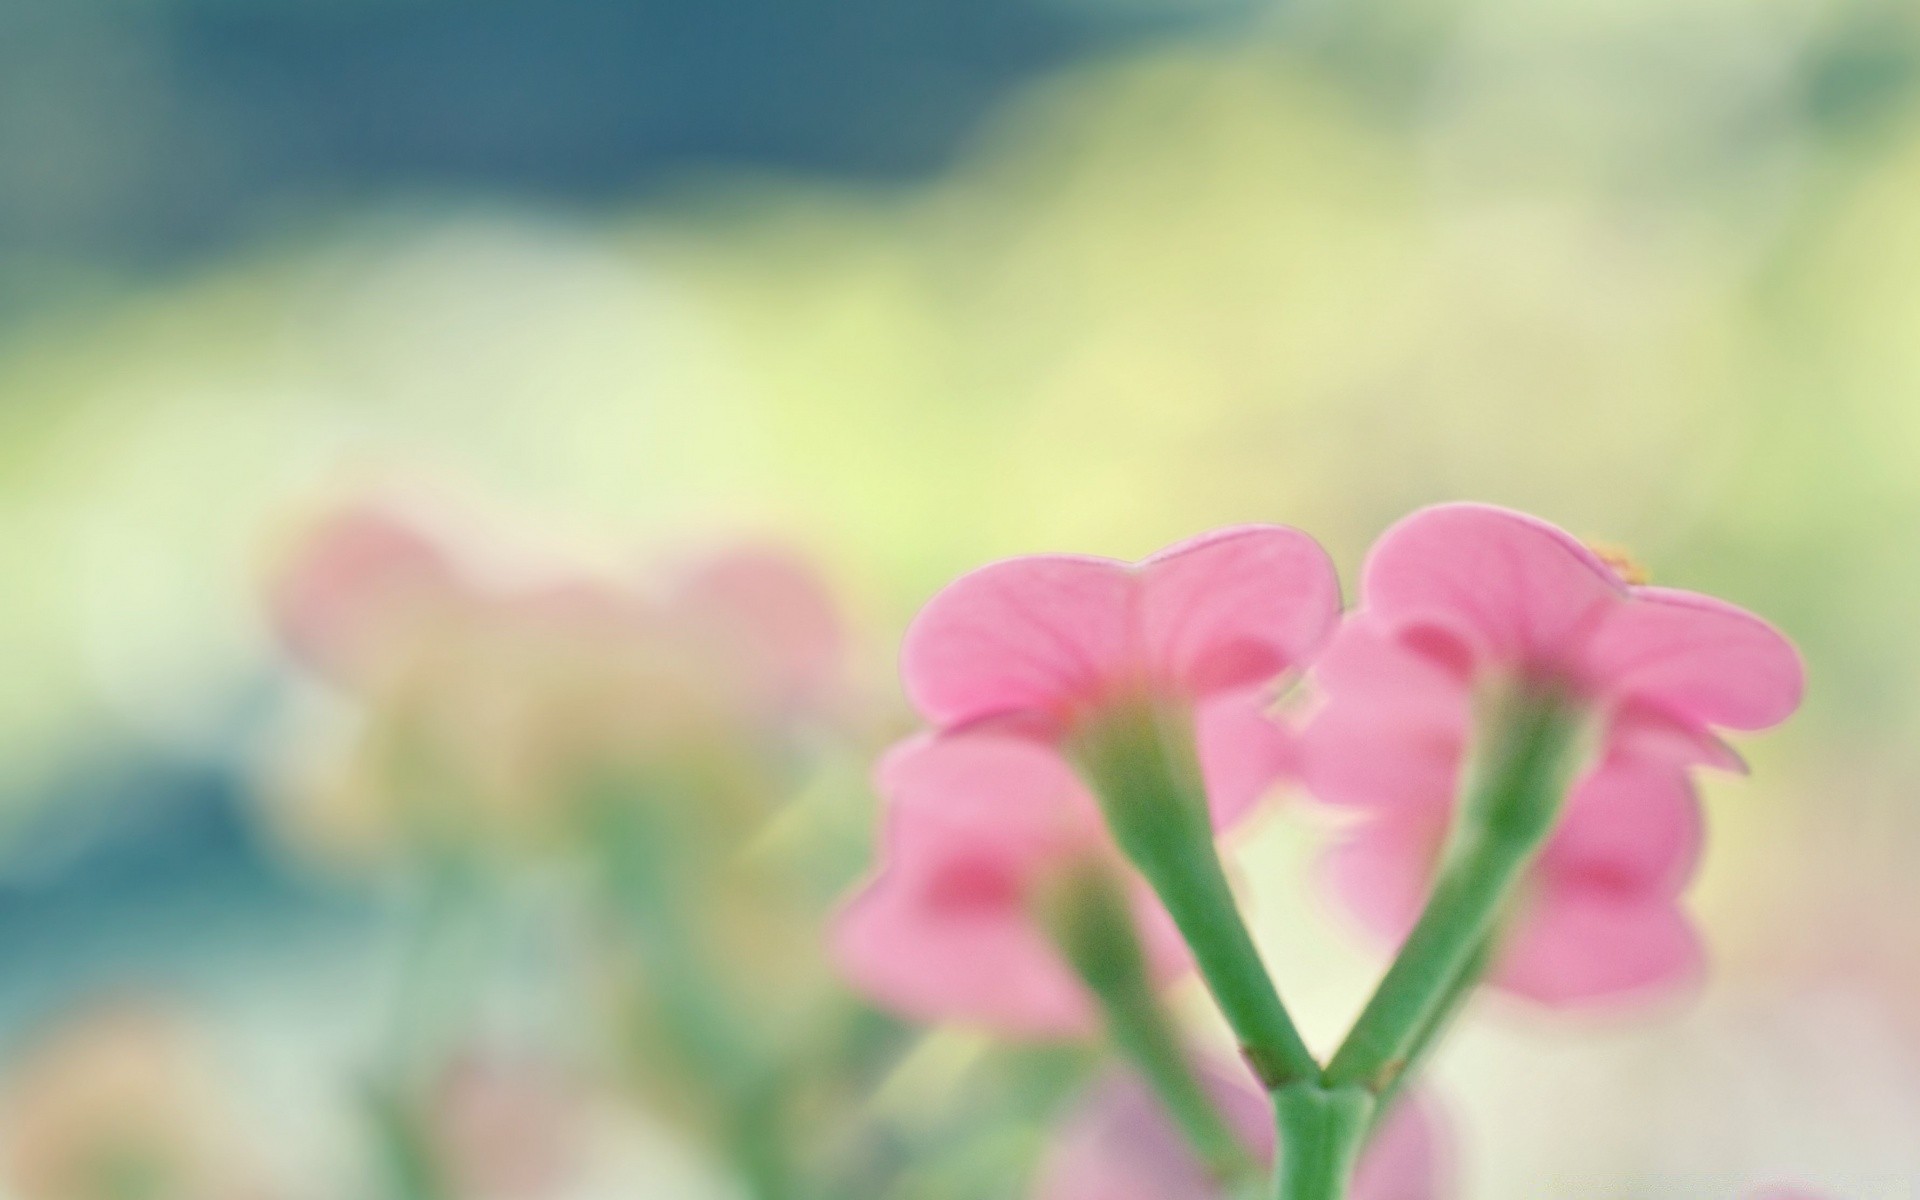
left=1585, top=541, right=1650, bottom=586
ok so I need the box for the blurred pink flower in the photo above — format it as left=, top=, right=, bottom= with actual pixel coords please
left=269, top=501, right=465, bottom=690
left=902, top=525, right=1339, bottom=739
left=833, top=702, right=1283, bottom=1036
left=1031, top=1064, right=1451, bottom=1200
left=266, top=498, right=846, bottom=852
left=1302, top=504, right=1804, bottom=1005
left=429, top=1054, right=580, bottom=1200
left=271, top=499, right=842, bottom=718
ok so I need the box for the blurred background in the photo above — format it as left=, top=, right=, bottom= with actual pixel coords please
left=3, top=0, right=1919, bottom=1196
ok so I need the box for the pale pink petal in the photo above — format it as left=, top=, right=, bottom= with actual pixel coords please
left=509, top=573, right=662, bottom=645
left=1029, top=1065, right=1273, bottom=1200
left=1538, top=758, right=1703, bottom=901
left=1607, top=699, right=1748, bottom=773
left=1491, top=893, right=1703, bottom=1006
left=902, top=555, right=1135, bottom=727
left=904, top=527, right=1340, bottom=730
left=833, top=735, right=1129, bottom=1037
left=1196, top=690, right=1298, bottom=828
left=874, top=733, right=1106, bottom=848
left=1299, top=699, right=1461, bottom=816
left=432, top=1055, right=579, bottom=1198
left=831, top=860, right=1097, bottom=1037
left=1353, top=1093, right=1454, bottom=1200
left=1032, top=1067, right=1449, bottom=1200
left=269, top=504, right=463, bottom=683
left=1361, top=504, right=1628, bottom=668
left=1032, top=1083, right=1220, bottom=1200
left=1312, top=618, right=1476, bottom=715
left=1299, top=621, right=1472, bottom=813
left=669, top=546, right=844, bottom=712
left=891, top=732, right=1194, bottom=987
left=1128, top=879, right=1200, bottom=992
left=1582, top=587, right=1805, bottom=732
left=1137, top=525, right=1341, bottom=697
left=1319, top=813, right=1447, bottom=943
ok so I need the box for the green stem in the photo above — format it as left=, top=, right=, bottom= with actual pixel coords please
left=593, top=794, right=760, bottom=1084
left=1074, top=702, right=1319, bottom=1090
left=1272, top=1084, right=1372, bottom=1200
left=1049, top=865, right=1257, bottom=1183
left=368, top=853, right=495, bottom=1200
left=587, top=786, right=799, bottom=1200
left=1325, top=694, right=1585, bottom=1093
left=383, top=853, right=489, bottom=1079
left=1368, top=938, right=1490, bottom=1136
left=365, top=1083, right=454, bottom=1200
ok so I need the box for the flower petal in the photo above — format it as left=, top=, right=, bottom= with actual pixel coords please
left=902, top=555, right=1135, bottom=727
left=1319, top=811, right=1447, bottom=942
left=1353, top=1092, right=1455, bottom=1200
left=1362, top=504, right=1628, bottom=667
left=874, top=733, right=1105, bottom=847
left=1029, top=1065, right=1272, bottom=1200
left=1539, top=758, right=1703, bottom=901
left=1606, top=699, right=1748, bottom=772
left=833, top=735, right=1126, bottom=1037
left=1195, top=689, right=1298, bottom=828
left=1491, top=893, right=1703, bottom=1006
left=1299, top=620, right=1471, bottom=813
left=667, top=546, right=844, bottom=713
left=1031, top=1067, right=1451, bottom=1200
left=269, top=504, right=463, bottom=683
left=1583, top=587, right=1805, bottom=733
left=1137, top=525, right=1341, bottom=696
left=831, top=859, right=1097, bottom=1037
left=1127, top=882, right=1199, bottom=995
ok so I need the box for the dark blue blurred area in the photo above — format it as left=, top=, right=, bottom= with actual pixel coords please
left=0, top=746, right=367, bottom=1033
left=5, top=0, right=1912, bottom=306
left=0, top=0, right=1240, bottom=281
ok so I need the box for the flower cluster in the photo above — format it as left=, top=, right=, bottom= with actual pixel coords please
left=842, top=526, right=1330, bottom=1029
left=836, top=504, right=1804, bottom=1198
left=265, top=495, right=865, bottom=1197
left=242, top=495, right=1812, bottom=1200
left=269, top=496, right=844, bottom=855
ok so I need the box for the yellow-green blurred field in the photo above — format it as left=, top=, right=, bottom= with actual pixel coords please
left=1, top=3, right=1918, bottom=1196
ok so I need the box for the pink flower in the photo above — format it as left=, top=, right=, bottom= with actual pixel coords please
left=268, top=501, right=465, bottom=690
left=666, top=544, right=845, bottom=717
left=266, top=499, right=846, bottom=851
left=1031, top=1064, right=1452, bottom=1200
left=832, top=734, right=1180, bottom=1036
left=1302, top=504, right=1804, bottom=1005
left=271, top=500, right=842, bottom=719
left=902, top=525, right=1340, bottom=739
left=833, top=709, right=1284, bottom=1036
left=842, top=526, right=1332, bottom=1034
left=429, top=1054, right=580, bottom=1200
